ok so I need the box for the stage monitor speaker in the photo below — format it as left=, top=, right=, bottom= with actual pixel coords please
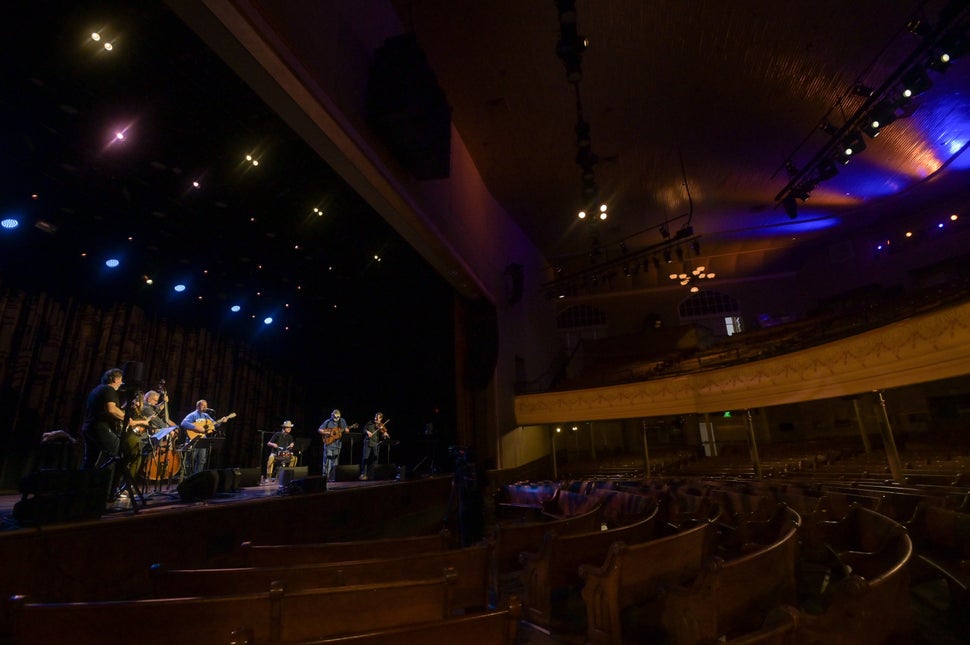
left=373, top=463, right=399, bottom=481
left=276, top=466, right=308, bottom=487
left=235, top=467, right=261, bottom=488
left=217, top=468, right=238, bottom=493
left=177, top=470, right=219, bottom=501
left=334, top=465, right=359, bottom=482
left=14, top=469, right=109, bottom=525
left=285, top=475, right=327, bottom=495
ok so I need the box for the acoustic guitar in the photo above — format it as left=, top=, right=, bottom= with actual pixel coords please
left=185, top=412, right=237, bottom=441
left=324, top=422, right=358, bottom=445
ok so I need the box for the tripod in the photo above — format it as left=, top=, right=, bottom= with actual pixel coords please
left=99, top=437, right=145, bottom=512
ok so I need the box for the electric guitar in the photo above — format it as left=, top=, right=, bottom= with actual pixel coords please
left=324, top=422, right=358, bottom=445
left=185, top=412, right=237, bottom=441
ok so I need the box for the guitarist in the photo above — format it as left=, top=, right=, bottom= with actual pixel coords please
left=318, top=409, right=349, bottom=482
left=179, top=399, right=216, bottom=476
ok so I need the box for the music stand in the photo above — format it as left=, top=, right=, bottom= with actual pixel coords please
left=144, top=426, right=181, bottom=497
left=291, top=437, right=312, bottom=466
left=186, top=436, right=225, bottom=476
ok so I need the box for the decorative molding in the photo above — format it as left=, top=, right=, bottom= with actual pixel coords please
left=515, top=300, right=970, bottom=424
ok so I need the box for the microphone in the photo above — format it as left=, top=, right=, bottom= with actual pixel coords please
left=205, top=408, right=216, bottom=414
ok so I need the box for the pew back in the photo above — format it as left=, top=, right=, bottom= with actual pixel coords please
left=240, top=530, right=451, bottom=567
left=153, top=544, right=490, bottom=611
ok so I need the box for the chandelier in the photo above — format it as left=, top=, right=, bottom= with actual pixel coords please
left=669, top=265, right=715, bottom=293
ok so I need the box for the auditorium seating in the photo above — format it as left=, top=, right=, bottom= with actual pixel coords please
left=518, top=500, right=660, bottom=629
left=237, top=529, right=453, bottom=566
left=152, top=543, right=491, bottom=611
left=9, top=573, right=458, bottom=645
left=578, top=516, right=717, bottom=644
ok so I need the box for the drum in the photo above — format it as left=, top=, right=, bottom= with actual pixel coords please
left=276, top=450, right=294, bottom=467
left=144, top=448, right=181, bottom=481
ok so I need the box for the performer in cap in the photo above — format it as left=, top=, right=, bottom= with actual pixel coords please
left=318, top=409, right=350, bottom=481
left=266, top=420, right=296, bottom=481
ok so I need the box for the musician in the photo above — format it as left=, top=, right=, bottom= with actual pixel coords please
left=359, top=411, right=389, bottom=481
left=180, top=399, right=215, bottom=476
left=318, top=409, right=348, bottom=481
left=121, top=390, right=153, bottom=483
left=266, top=420, right=296, bottom=481
left=79, top=368, right=126, bottom=500
left=143, top=389, right=171, bottom=430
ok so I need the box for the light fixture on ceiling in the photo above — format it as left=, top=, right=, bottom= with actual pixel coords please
left=861, top=99, right=899, bottom=137
left=838, top=131, right=867, bottom=164
left=669, top=265, right=716, bottom=293
left=900, top=67, right=932, bottom=98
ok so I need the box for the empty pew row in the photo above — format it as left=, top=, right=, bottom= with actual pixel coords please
left=291, top=596, right=522, bottom=645
left=9, top=574, right=458, bottom=645
left=578, top=514, right=719, bottom=644
left=907, top=503, right=970, bottom=619
left=518, top=499, right=660, bottom=629
left=237, top=529, right=453, bottom=567
left=490, top=503, right=604, bottom=578
left=152, top=544, right=491, bottom=612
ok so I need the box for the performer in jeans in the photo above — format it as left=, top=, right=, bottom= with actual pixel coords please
left=266, top=420, right=296, bottom=480
left=318, top=409, right=350, bottom=481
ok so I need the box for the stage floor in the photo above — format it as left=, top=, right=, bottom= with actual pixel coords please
left=0, top=474, right=392, bottom=532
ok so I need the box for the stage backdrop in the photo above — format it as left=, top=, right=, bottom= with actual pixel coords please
left=0, top=286, right=303, bottom=490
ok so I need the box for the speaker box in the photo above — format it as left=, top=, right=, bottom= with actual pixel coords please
left=14, top=469, right=109, bottom=525
left=276, top=466, right=308, bottom=487
left=177, top=470, right=219, bottom=501
left=216, top=468, right=238, bottom=493
left=373, top=463, right=399, bottom=481
left=235, top=467, right=261, bottom=488
left=366, top=33, right=451, bottom=180
left=285, top=475, right=327, bottom=494
left=334, top=465, right=359, bottom=482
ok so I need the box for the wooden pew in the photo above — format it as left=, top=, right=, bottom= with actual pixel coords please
left=541, top=489, right=603, bottom=520
left=578, top=516, right=717, bottom=645
left=238, top=530, right=452, bottom=567
left=791, top=504, right=914, bottom=644
left=490, top=503, right=604, bottom=578
left=651, top=505, right=800, bottom=643
left=496, top=482, right=561, bottom=521
left=8, top=573, right=457, bottom=645
left=293, top=596, right=522, bottom=645
left=518, top=500, right=660, bottom=629
left=152, top=544, right=490, bottom=611
left=907, top=503, right=970, bottom=615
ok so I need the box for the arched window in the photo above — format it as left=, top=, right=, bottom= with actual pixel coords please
left=557, top=304, right=608, bottom=351
left=678, top=290, right=743, bottom=336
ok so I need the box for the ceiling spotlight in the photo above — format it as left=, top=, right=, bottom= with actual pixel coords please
left=900, top=67, right=932, bottom=99
left=577, top=210, right=587, bottom=219
left=91, top=32, right=101, bottom=42
left=838, top=131, right=866, bottom=163
left=1, top=218, right=19, bottom=229
left=230, top=305, right=241, bottom=312
left=862, top=100, right=899, bottom=137
left=263, top=317, right=273, bottom=325
left=105, top=258, right=120, bottom=268
left=103, top=42, right=113, bottom=52
left=599, top=211, right=607, bottom=221
left=173, top=284, right=186, bottom=292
